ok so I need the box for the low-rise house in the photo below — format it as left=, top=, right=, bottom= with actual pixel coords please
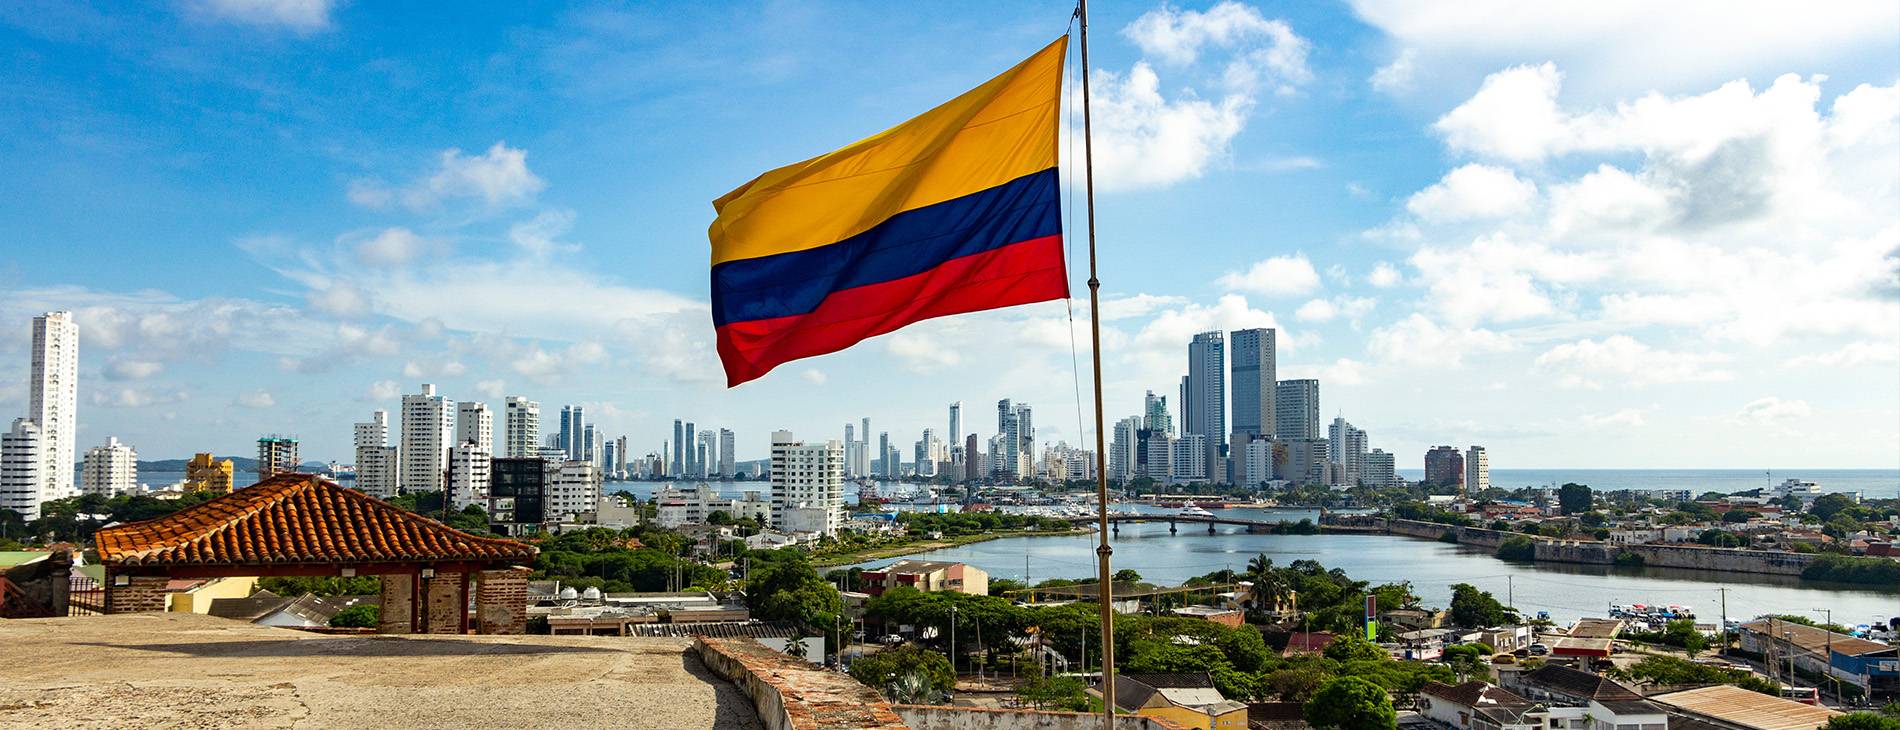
left=1740, top=618, right=1898, bottom=699
left=1541, top=698, right=1672, bottom=730
left=1173, top=605, right=1246, bottom=628
left=1394, top=629, right=1455, bottom=661
left=1384, top=608, right=1448, bottom=632
left=1503, top=664, right=1642, bottom=706
left=1095, top=673, right=1248, bottom=730
left=1416, top=681, right=1535, bottom=730
left=1473, top=625, right=1537, bottom=654
left=1651, top=684, right=1840, bottom=730
left=858, top=560, right=987, bottom=597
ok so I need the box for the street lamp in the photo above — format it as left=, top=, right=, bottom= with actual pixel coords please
left=1814, top=608, right=1837, bottom=702
left=949, top=605, right=959, bottom=677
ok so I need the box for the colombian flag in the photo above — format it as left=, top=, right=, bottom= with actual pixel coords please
left=709, top=37, right=1070, bottom=387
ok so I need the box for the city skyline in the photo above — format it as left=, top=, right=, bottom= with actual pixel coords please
left=1, top=2, right=1896, bottom=468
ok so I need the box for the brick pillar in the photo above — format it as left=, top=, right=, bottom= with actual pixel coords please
left=379, top=573, right=414, bottom=634
left=423, top=572, right=464, bottom=634
left=475, top=567, right=530, bottom=635
left=104, top=574, right=168, bottom=614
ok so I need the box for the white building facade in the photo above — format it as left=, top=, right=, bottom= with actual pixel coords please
left=0, top=419, right=46, bottom=519
left=503, top=396, right=539, bottom=458
left=545, top=460, right=601, bottom=519
left=769, top=430, right=844, bottom=536
left=353, top=410, right=399, bottom=499
left=399, top=384, right=454, bottom=493
left=29, top=312, right=79, bottom=510
left=80, top=437, right=137, bottom=496
left=449, top=440, right=491, bottom=510
left=1465, top=446, right=1489, bottom=494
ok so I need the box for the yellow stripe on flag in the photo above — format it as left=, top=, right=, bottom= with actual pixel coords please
left=709, top=36, right=1066, bottom=267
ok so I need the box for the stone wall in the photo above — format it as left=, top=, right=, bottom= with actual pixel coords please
left=1386, top=519, right=1508, bottom=548
left=422, top=572, right=464, bottom=634
left=378, top=574, right=413, bottom=633
left=1390, top=518, right=1818, bottom=577
left=893, top=706, right=1187, bottom=730
left=475, top=567, right=529, bottom=635
left=1, top=550, right=71, bottom=618
left=694, top=636, right=906, bottom=730
left=104, top=574, right=168, bottom=614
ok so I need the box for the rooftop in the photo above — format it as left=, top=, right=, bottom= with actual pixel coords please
left=1741, top=619, right=1894, bottom=657
left=0, top=612, right=761, bottom=729
left=94, top=473, right=536, bottom=569
left=1650, top=684, right=1841, bottom=730
left=1520, top=664, right=1642, bottom=700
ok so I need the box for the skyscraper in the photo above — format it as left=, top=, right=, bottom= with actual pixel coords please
left=1108, top=416, right=1141, bottom=481
left=996, top=399, right=1033, bottom=479
left=457, top=401, right=494, bottom=456
left=963, top=433, right=980, bottom=484
left=29, top=311, right=78, bottom=506
left=1230, top=328, right=1276, bottom=442
left=1184, top=331, right=1226, bottom=483
left=770, top=430, right=844, bottom=536
left=1, top=420, right=46, bottom=519
left=1424, top=446, right=1465, bottom=490
left=1142, top=391, right=1172, bottom=436
left=948, top=401, right=962, bottom=448
left=354, top=410, right=398, bottom=498
left=256, top=436, right=300, bottom=480
left=449, top=439, right=490, bottom=510
left=878, top=431, right=892, bottom=476
left=399, top=384, right=453, bottom=492
left=672, top=419, right=685, bottom=477
left=80, top=437, right=136, bottom=497
left=719, top=428, right=736, bottom=478
left=503, top=396, right=539, bottom=458
left=683, top=420, right=697, bottom=476
left=1274, top=379, right=1320, bottom=440
left=1328, top=417, right=1366, bottom=485
left=1363, top=449, right=1397, bottom=488
left=1465, top=446, right=1489, bottom=494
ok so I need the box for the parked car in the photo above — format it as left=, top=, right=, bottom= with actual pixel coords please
left=1527, top=643, right=1552, bottom=656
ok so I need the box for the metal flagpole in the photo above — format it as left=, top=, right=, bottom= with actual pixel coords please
left=1076, top=0, right=1116, bottom=725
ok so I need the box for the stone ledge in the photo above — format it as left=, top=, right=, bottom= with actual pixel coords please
left=892, top=705, right=1190, bottom=730
left=694, top=636, right=907, bottom=730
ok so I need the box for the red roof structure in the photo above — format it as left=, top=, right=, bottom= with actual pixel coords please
left=95, top=473, right=536, bottom=573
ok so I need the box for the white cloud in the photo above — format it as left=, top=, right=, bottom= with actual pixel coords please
left=1295, top=296, right=1375, bottom=323
left=91, top=386, right=188, bottom=408
left=367, top=380, right=402, bottom=401
left=799, top=369, right=828, bottom=385
left=1369, top=49, right=1416, bottom=94
left=350, top=142, right=545, bottom=211
left=1433, top=63, right=1569, bottom=163
left=1405, top=164, right=1538, bottom=222
left=189, top=0, right=334, bottom=33
left=1534, top=335, right=1734, bottom=388
left=1320, top=357, right=1368, bottom=386
left=1733, top=396, right=1812, bottom=424
left=474, top=379, right=506, bottom=398
left=1581, top=408, right=1648, bottom=428
left=104, top=359, right=163, bottom=381
left=1348, top=0, right=1897, bottom=98
left=1367, top=262, right=1403, bottom=288
left=1785, top=341, right=1900, bottom=369
left=402, top=359, right=467, bottom=378
left=1218, top=253, right=1321, bottom=297
left=351, top=227, right=435, bottom=267
left=1366, top=314, right=1513, bottom=367
left=304, top=278, right=372, bottom=317
left=887, top=331, right=962, bottom=374
left=235, top=390, right=276, bottom=409
left=1122, top=1, right=1311, bottom=91
left=509, top=209, right=579, bottom=258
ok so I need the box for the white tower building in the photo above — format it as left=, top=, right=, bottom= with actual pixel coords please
left=30, top=311, right=79, bottom=506
left=769, top=430, right=844, bottom=536
left=450, top=439, right=491, bottom=510
left=80, top=437, right=137, bottom=496
left=503, top=396, right=539, bottom=458
left=1, top=419, right=46, bottom=519
left=457, top=401, right=493, bottom=456
left=1465, top=446, right=1490, bottom=494
left=353, top=410, right=399, bottom=498
left=400, top=384, right=454, bottom=493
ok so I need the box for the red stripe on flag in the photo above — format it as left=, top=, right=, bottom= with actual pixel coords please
left=716, top=234, right=1068, bottom=386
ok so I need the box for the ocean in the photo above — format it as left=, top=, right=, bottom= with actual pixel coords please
left=1397, top=468, right=1900, bottom=499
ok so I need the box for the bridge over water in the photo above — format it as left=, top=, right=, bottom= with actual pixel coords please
left=1059, top=513, right=1387, bottom=535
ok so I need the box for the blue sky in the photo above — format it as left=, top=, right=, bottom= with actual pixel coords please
left=2, top=0, right=1896, bottom=469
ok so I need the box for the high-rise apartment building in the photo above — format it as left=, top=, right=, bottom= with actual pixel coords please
left=29, top=311, right=78, bottom=507
left=948, top=402, right=962, bottom=448
left=256, top=436, right=300, bottom=480
left=399, top=384, right=453, bottom=492
left=457, top=401, right=493, bottom=455
left=1424, top=446, right=1465, bottom=490
left=80, top=437, right=136, bottom=496
left=503, top=396, right=539, bottom=458
left=1274, top=379, right=1319, bottom=440
left=1239, top=438, right=1275, bottom=487
left=0, top=420, right=45, bottom=519
left=1230, top=328, right=1276, bottom=442
left=995, top=399, right=1034, bottom=480
left=769, top=430, right=844, bottom=536
left=545, top=460, right=601, bottom=519
left=353, top=410, right=399, bottom=498
left=1363, top=449, right=1397, bottom=488
left=1142, top=391, right=1172, bottom=436
left=718, top=428, right=735, bottom=478
left=450, top=439, right=491, bottom=510
left=672, top=419, right=686, bottom=477
left=1328, top=417, right=1367, bottom=485
left=1108, top=416, right=1141, bottom=481
left=1465, top=446, right=1489, bottom=495
left=877, top=431, right=892, bottom=476
left=963, top=433, right=980, bottom=484
left=683, top=420, right=697, bottom=476
left=1169, top=433, right=1208, bottom=483
left=1277, top=438, right=1329, bottom=485
left=1184, top=331, right=1226, bottom=483
left=184, top=453, right=235, bottom=495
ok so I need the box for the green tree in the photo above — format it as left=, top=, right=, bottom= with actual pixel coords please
left=1323, top=633, right=1388, bottom=663
left=1018, top=675, right=1090, bottom=711
left=1304, top=676, right=1396, bottom=730
left=1557, top=483, right=1592, bottom=515
left=1722, top=509, right=1752, bottom=523
left=1809, top=493, right=1858, bottom=522
left=1660, top=619, right=1709, bottom=657
left=1495, top=535, right=1537, bottom=561
left=848, top=644, right=954, bottom=702
left=1448, top=583, right=1515, bottom=628
left=329, top=604, right=379, bottom=628
left=1112, top=568, right=1142, bottom=583
left=1821, top=713, right=1900, bottom=730
left=258, top=575, right=381, bottom=597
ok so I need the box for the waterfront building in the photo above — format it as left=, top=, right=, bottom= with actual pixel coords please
left=1362, top=449, right=1397, bottom=488
left=29, top=311, right=79, bottom=507
left=545, top=460, right=601, bottom=520
left=352, top=411, right=398, bottom=498
left=1231, top=328, right=1277, bottom=443
left=1424, top=446, right=1465, bottom=490
left=768, top=430, right=844, bottom=536
left=1143, top=390, right=1172, bottom=436
left=503, top=396, right=539, bottom=458
left=672, top=419, right=685, bottom=476
left=1140, top=433, right=1174, bottom=481
left=1108, top=416, right=1140, bottom=482
left=857, top=417, right=871, bottom=476
left=858, top=560, right=988, bottom=596
left=948, top=401, right=961, bottom=448
left=695, top=430, right=714, bottom=478
left=1328, top=417, right=1366, bottom=485
left=1065, top=449, right=1093, bottom=480
left=449, top=439, right=491, bottom=510
left=914, top=428, right=944, bottom=478
left=995, top=399, right=1034, bottom=480
left=184, top=453, right=235, bottom=495
left=1183, top=331, right=1226, bottom=484
left=988, top=433, right=1009, bottom=477
left=0, top=419, right=45, bottom=519
left=399, top=384, right=453, bottom=492
left=718, top=428, right=735, bottom=478
left=1465, top=446, right=1490, bottom=494
left=682, top=420, right=697, bottom=476
left=80, top=437, right=137, bottom=496
left=1169, top=433, right=1208, bottom=483
left=1238, top=436, right=1274, bottom=488
left=878, top=431, right=892, bottom=477
left=256, top=436, right=300, bottom=480
left=601, top=439, right=618, bottom=479
left=1274, top=378, right=1319, bottom=441
left=556, top=405, right=588, bottom=461
left=963, top=433, right=980, bottom=484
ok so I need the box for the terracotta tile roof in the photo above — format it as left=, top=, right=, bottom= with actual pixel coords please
left=95, top=473, right=538, bottom=567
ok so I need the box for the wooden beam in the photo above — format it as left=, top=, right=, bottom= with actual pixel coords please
left=106, top=561, right=518, bottom=579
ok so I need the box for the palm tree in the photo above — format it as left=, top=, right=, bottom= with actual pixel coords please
left=888, top=669, right=934, bottom=704
left=783, top=633, right=810, bottom=662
